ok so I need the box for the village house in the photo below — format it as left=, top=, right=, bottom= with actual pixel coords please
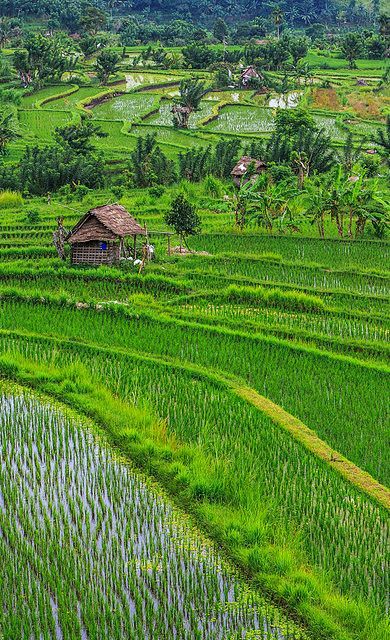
left=231, top=156, right=267, bottom=186
left=66, top=204, right=146, bottom=265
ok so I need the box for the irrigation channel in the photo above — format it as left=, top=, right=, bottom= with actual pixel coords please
left=0, top=384, right=308, bottom=640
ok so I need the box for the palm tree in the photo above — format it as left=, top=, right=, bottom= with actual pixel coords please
left=172, top=79, right=206, bottom=129
left=375, top=115, right=390, bottom=167
left=352, top=178, right=389, bottom=238
left=272, top=7, right=284, bottom=40
left=303, top=180, right=330, bottom=238
left=292, top=127, right=335, bottom=187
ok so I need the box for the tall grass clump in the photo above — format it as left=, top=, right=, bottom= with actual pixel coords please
left=225, top=285, right=326, bottom=313
left=0, top=191, right=23, bottom=210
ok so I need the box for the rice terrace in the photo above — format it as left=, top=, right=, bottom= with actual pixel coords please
left=0, top=1, right=389, bottom=639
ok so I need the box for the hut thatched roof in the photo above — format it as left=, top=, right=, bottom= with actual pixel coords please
left=67, top=204, right=146, bottom=244
left=241, top=66, right=261, bottom=79
left=231, top=156, right=267, bottom=178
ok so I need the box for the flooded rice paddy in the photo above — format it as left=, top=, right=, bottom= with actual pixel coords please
left=0, top=387, right=307, bottom=640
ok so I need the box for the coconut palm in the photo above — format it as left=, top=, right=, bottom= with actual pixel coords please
left=172, top=79, right=206, bottom=129
left=272, top=7, right=284, bottom=39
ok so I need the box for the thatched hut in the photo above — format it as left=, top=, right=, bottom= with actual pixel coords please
left=66, top=204, right=146, bottom=265
left=241, top=66, right=262, bottom=88
left=231, top=156, right=267, bottom=186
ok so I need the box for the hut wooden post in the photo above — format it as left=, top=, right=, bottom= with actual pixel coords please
left=133, top=235, right=137, bottom=259
left=167, top=234, right=171, bottom=256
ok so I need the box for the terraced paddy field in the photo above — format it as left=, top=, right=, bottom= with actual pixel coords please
left=1, top=385, right=309, bottom=639
left=6, top=57, right=386, bottom=167
left=0, top=187, right=389, bottom=640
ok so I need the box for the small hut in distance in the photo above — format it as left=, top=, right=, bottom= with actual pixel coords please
left=66, top=204, right=146, bottom=265
left=231, top=156, right=267, bottom=187
left=241, top=66, right=261, bottom=88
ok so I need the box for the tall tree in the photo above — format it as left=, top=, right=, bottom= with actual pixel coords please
left=288, top=36, right=309, bottom=67
left=129, top=133, right=176, bottom=187
left=95, top=48, right=120, bottom=84
left=13, top=33, right=77, bottom=87
left=272, top=7, right=284, bottom=39
left=55, top=116, right=107, bottom=155
left=78, top=5, right=107, bottom=35
left=213, top=18, right=228, bottom=43
left=340, top=32, right=363, bottom=69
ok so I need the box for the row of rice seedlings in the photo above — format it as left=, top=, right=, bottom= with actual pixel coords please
left=176, top=300, right=389, bottom=344
left=0, top=230, right=49, bottom=240
left=174, top=254, right=390, bottom=297
left=0, top=265, right=190, bottom=299
left=1, top=259, right=387, bottom=344
left=0, top=388, right=308, bottom=640
left=0, top=246, right=57, bottom=261
left=2, top=296, right=388, bottom=485
left=1, top=340, right=388, bottom=615
left=91, top=93, right=157, bottom=121
left=18, top=109, right=73, bottom=142
left=20, top=85, right=70, bottom=108
left=44, top=86, right=110, bottom=110
left=160, top=265, right=389, bottom=315
left=189, top=234, right=390, bottom=271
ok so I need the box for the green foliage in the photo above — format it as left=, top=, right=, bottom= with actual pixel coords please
left=13, top=33, right=78, bottom=88
left=179, top=146, right=212, bottom=181
left=340, top=32, right=364, bottom=69
left=129, top=133, right=177, bottom=187
left=375, top=115, right=390, bottom=167
left=55, top=116, right=107, bottom=155
left=182, top=43, right=218, bottom=69
left=24, top=209, right=40, bottom=225
left=213, top=18, right=229, bottom=43
left=18, top=145, right=104, bottom=195
left=78, top=4, right=107, bottom=35
left=95, top=48, right=120, bottom=84
left=288, top=36, right=310, bottom=67
left=0, top=112, right=20, bottom=155
left=165, top=194, right=201, bottom=245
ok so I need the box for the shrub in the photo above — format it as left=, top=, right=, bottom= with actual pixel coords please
left=24, top=209, right=40, bottom=225
left=149, top=185, right=165, bottom=198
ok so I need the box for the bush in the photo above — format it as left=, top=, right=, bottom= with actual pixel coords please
left=360, top=155, right=381, bottom=178
left=268, top=164, right=295, bottom=184
left=149, top=185, right=165, bottom=198
left=24, top=209, right=40, bottom=225
left=0, top=190, right=23, bottom=209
